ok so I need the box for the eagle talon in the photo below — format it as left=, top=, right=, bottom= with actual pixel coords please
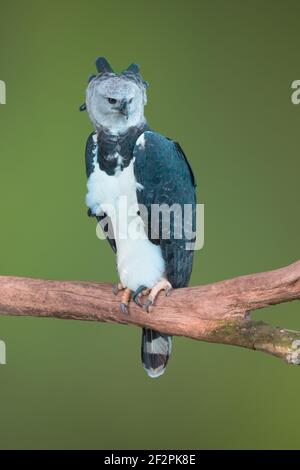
left=133, top=285, right=147, bottom=307
left=165, top=286, right=173, bottom=297
left=143, top=299, right=153, bottom=313
left=133, top=295, right=143, bottom=308
left=120, top=303, right=129, bottom=315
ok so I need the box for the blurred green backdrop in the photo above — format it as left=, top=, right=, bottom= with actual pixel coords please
left=0, top=0, right=299, bottom=450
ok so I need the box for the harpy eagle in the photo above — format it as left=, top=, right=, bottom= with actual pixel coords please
left=81, top=57, right=196, bottom=378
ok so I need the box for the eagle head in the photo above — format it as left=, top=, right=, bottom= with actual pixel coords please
left=83, top=57, right=149, bottom=134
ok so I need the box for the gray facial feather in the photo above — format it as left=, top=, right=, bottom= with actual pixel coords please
left=86, top=72, right=147, bottom=134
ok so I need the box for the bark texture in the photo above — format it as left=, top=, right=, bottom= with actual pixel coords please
left=0, top=260, right=300, bottom=364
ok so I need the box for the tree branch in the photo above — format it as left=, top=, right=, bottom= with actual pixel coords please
left=0, top=260, right=300, bottom=364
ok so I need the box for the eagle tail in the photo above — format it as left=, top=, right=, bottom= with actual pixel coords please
left=141, top=328, right=172, bottom=378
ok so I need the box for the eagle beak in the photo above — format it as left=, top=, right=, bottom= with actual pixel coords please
left=119, top=100, right=128, bottom=119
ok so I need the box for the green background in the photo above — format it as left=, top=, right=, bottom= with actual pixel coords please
left=0, top=0, right=299, bottom=450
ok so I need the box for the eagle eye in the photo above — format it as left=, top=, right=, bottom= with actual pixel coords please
left=107, top=97, right=117, bottom=104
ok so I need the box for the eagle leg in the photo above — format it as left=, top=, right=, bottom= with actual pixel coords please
left=143, top=279, right=173, bottom=313
left=120, top=288, right=132, bottom=315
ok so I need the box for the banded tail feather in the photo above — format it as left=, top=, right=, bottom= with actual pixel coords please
left=141, top=328, right=172, bottom=378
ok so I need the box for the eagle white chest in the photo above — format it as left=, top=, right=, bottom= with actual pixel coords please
left=85, top=134, right=165, bottom=291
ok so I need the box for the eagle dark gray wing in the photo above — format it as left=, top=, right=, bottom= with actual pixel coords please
left=85, top=132, right=116, bottom=253
left=133, top=131, right=197, bottom=288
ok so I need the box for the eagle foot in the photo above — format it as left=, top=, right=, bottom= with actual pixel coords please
left=143, top=279, right=173, bottom=313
